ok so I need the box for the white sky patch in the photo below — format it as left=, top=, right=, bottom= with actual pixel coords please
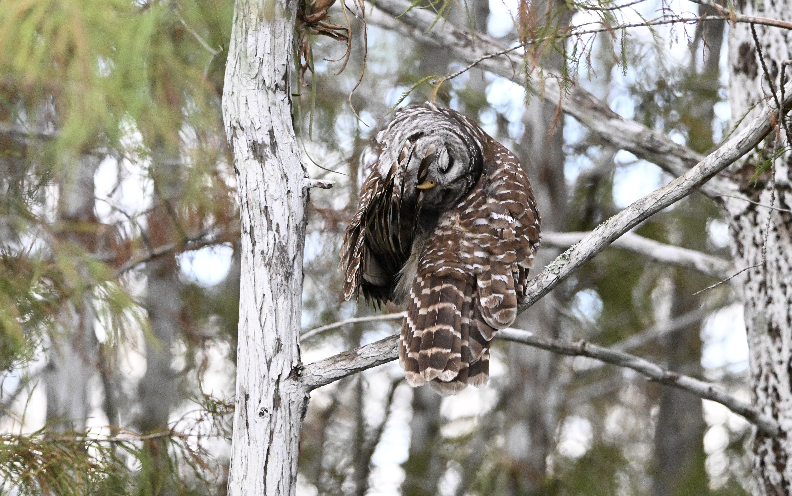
left=612, top=152, right=663, bottom=208
left=572, top=288, right=604, bottom=322
left=558, top=415, right=594, bottom=459
left=701, top=304, right=748, bottom=372
left=178, top=243, right=234, bottom=286
left=707, top=219, right=730, bottom=249
left=488, top=0, right=517, bottom=37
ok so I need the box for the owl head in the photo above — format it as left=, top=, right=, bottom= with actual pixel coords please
left=377, top=104, right=484, bottom=212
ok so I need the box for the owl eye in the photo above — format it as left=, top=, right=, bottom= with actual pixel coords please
left=440, top=153, right=454, bottom=174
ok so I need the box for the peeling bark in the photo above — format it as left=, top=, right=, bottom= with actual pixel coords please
left=222, top=1, right=310, bottom=494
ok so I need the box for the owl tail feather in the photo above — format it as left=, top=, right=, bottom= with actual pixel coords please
left=399, top=273, right=494, bottom=393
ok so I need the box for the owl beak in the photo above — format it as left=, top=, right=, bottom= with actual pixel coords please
left=416, top=180, right=436, bottom=190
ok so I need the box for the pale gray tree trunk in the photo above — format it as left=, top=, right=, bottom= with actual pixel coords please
left=134, top=143, right=184, bottom=494
left=138, top=148, right=182, bottom=435
left=223, top=0, right=310, bottom=494
left=402, top=386, right=444, bottom=496
left=726, top=2, right=792, bottom=493
left=44, top=153, right=101, bottom=432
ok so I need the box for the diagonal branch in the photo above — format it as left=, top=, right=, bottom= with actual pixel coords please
left=541, top=230, right=734, bottom=279
left=366, top=0, right=739, bottom=201
left=517, top=80, right=792, bottom=311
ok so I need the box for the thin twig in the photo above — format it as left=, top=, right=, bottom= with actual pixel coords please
left=174, top=9, right=221, bottom=56
left=692, top=264, right=760, bottom=296
left=751, top=23, right=792, bottom=145
left=717, top=194, right=792, bottom=213
left=301, top=312, right=405, bottom=340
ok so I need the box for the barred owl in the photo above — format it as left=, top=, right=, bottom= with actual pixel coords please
left=340, top=103, right=540, bottom=395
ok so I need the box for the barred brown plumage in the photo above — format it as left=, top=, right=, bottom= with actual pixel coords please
left=339, top=103, right=540, bottom=395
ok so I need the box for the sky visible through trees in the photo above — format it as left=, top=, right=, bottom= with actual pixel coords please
left=3, top=0, right=787, bottom=493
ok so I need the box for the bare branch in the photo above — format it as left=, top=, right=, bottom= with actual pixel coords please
left=573, top=304, right=722, bottom=372
left=112, top=230, right=220, bottom=278
left=301, top=334, right=399, bottom=390
left=688, top=0, right=792, bottom=32
left=518, top=80, right=792, bottom=312
left=495, top=328, right=779, bottom=436
left=541, top=230, right=734, bottom=279
left=299, top=329, right=779, bottom=435
left=366, top=0, right=740, bottom=200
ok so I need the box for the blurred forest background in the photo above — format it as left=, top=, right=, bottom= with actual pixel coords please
left=0, top=0, right=755, bottom=494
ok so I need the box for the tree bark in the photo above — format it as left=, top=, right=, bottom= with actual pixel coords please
left=222, top=1, right=310, bottom=494
left=653, top=14, right=725, bottom=495
left=726, top=1, right=792, bottom=492
left=44, top=153, right=101, bottom=432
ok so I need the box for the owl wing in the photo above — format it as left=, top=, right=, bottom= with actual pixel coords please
left=399, top=139, right=540, bottom=394
left=340, top=156, right=418, bottom=306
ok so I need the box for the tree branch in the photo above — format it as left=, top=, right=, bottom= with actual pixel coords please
left=301, top=335, right=399, bottom=390
left=517, top=80, right=792, bottom=311
left=541, top=230, right=734, bottom=279
left=687, top=0, right=792, bottom=31
left=299, top=329, right=779, bottom=435
left=495, top=328, right=779, bottom=436
left=301, top=81, right=791, bottom=435
left=365, top=0, right=739, bottom=201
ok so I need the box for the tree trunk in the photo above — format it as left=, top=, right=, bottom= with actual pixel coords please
left=652, top=15, right=725, bottom=495
left=44, top=154, right=101, bottom=432
left=726, top=2, right=792, bottom=493
left=402, top=386, right=444, bottom=496
left=222, top=1, right=309, bottom=494
left=135, top=144, right=183, bottom=493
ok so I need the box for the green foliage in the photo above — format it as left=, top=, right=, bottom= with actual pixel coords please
left=0, top=252, right=57, bottom=369
left=0, top=425, right=230, bottom=495
left=0, top=430, right=129, bottom=495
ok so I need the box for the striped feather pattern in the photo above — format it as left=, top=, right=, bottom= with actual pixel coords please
left=342, top=104, right=540, bottom=394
